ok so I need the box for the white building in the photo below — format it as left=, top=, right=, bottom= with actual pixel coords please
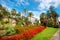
left=28, top=17, right=39, bottom=25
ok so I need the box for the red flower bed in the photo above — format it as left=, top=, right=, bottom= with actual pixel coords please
left=0, top=26, right=45, bottom=40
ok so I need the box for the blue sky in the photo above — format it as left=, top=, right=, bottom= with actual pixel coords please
left=0, top=0, right=60, bottom=20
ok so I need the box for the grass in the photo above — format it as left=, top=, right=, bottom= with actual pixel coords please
left=31, top=27, right=58, bottom=40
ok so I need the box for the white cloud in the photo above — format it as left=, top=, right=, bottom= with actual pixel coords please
left=0, top=0, right=30, bottom=12
left=15, top=0, right=29, bottom=6
left=25, top=2, right=29, bottom=5
left=1, top=0, right=29, bottom=8
left=35, top=0, right=60, bottom=10
left=35, top=0, right=41, bottom=2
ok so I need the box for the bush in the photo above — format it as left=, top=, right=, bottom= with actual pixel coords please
left=0, top=24, right=16, bottom=37
left=54, top=25, right=59, bottom=28
left=47, top=19, right=54, bottom=27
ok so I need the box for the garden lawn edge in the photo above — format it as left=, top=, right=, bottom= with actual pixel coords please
left=31, top=27, right=58, bottom=40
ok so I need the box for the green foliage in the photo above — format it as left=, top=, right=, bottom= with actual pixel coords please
left=40, top=13, right=45, bottom=21
left=16, top=21, right=24, bottom=27
left=49, top=6, right=59, bottom=26
left=28, top=12, right=34, bottom=17
left=40, top=13, right=47, bottom=26
left=23, top=8, right=27, bottom=16
left=5, top=25, right=16, bottom=35
left=0, top=24, right=16, bottom=37
left=48, top=19, right=54, bottom=27
left=34, top=20, right=39, bottom=25
left=40, top=6, right=59, bottom=27
left=4, top=21, right=9, bottom=24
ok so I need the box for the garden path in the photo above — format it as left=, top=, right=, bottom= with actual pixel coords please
left=50, top=28, right=60, bottom=40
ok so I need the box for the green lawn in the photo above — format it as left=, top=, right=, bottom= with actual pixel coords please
left=31, top=27, right=58, bottom=40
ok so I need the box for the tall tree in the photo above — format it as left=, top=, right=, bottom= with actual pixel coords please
left=40, top=13, right=46, bottom=22
left=11, top=9, right=16, bottom=19
left=0, top=5, right=3, bottom=21
left=28, top=12, right=34, bottom=22
left=10, top=9, right=16, bottom=25
left=40, top=13, right=47, bottom=26
left=0, top=5, right=9, bottom=20
left=46, top=6, right=59, bottom=26
left=49, top=6, right=59, bottom=26
left=2, top=7, right=7, bottom=16
left=16, top=12, right=21, bottom=22
left=23, top=8, right=27, bottom=17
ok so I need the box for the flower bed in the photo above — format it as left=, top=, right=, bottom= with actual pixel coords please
left=0, top=26, right=45, bottom=40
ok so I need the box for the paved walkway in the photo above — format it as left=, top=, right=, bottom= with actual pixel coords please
left=50, top=28, right=60, bottom=40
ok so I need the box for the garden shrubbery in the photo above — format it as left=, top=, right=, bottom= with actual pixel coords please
left=47, top=19, right=54, bottom=27
left=0, top=24, right=16, bottom=37
left=0, top=26, right=45, bottom=40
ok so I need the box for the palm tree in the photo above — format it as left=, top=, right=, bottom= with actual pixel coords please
left=28, top=12, right=34, bottom=22
left=10, top=9, right=16, bottom=25
left=11, top=9, right=16, bottom=19
left=23, top=8, right=27, bottom=17
left=40, top=13, right=46, bottom=22
left=17, top=12, right=21, bottom=17
left=16, top=12, right=21, bottom=22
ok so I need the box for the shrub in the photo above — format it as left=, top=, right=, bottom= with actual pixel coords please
left=54, top=25, right=59, bottom=28
left=47, top=19, right=54, bottom=27
left=0, top=24, right=16, bottom=37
